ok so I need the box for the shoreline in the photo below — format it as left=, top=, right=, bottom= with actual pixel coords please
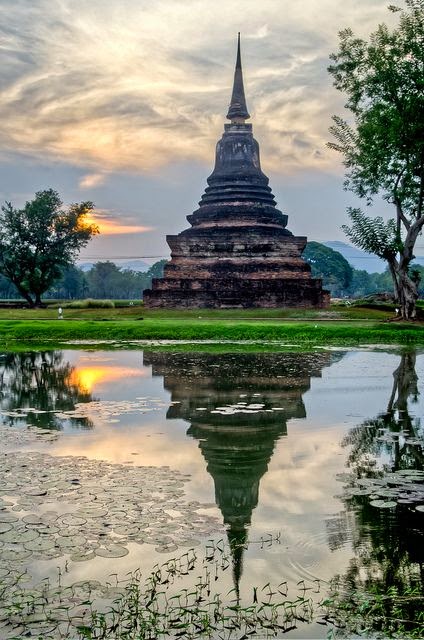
left=1, top=318, right=424, bottom=350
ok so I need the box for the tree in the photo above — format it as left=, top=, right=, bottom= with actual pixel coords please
left=412, top=263, right=424, bottom=297
left=47, top=265, right=88, bottom=300
left=303, top=241, right=353, bottom=296
left=0, top=273, right=19, bottom=299
left=147, top=259, right=168, bottom=280
left=85, top=261, right=122, bottom=299
left=328, top=0, right=424, bottom=319
left=0, top=189, right=98, bottom=307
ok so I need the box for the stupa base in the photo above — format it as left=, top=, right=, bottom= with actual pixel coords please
left=143, top=277, right=329, bottom=309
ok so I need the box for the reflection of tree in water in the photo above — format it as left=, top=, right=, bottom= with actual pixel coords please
left=0, top=351, right=94, bottom=430
left=344, top=351, right=423, bottom=474
left=328, top=349, right=424, bottom=637
left=144, top=350, right=339, bottom=596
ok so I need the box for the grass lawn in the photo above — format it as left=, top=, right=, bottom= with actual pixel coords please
left=0, top=302, right=423, bottom=350
left=0, top=300, right=403, bottom=321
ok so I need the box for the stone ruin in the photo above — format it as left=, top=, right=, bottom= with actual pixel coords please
left=144, top=36, right=329, bottom=308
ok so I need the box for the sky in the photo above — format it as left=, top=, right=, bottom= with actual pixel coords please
left=0, top=0, right=401, bottom=263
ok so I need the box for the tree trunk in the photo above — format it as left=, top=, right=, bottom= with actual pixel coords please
left=12, top=282, right=35, bottom=308
left=34, top=292, right=43, bottom=308
left=395, top=206, right=424, bottom=320
left=387, top=259, right=401, bottom=304
left=397, top=265, right=418, bottom=320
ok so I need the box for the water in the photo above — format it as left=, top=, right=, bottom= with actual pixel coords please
left=0, top=347, right=423, bottom=638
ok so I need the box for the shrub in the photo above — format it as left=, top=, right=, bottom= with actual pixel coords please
left=62, top=298, right=115, bottom=309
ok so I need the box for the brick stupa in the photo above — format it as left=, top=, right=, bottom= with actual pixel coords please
left=144, top=36, right=329, bottom=308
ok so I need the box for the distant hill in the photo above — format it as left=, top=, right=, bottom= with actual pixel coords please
left=117, top=260, right=151, bottom=272
left=78, top=260, right=151, bottom=273
left=324, top=241, right=424, bottom=273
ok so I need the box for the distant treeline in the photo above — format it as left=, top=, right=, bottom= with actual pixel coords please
left=303, top=242, right=424, bottom=299
left=0, top=260, right=167, bottom=301
left=0, top=245, right=423, bottom=301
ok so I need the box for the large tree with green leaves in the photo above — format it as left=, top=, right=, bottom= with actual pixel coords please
left=0, top=189, right=98, bottom=307
left=328, top=0, right=424, bottom=319
left=303, top=241, right=353, bottom=296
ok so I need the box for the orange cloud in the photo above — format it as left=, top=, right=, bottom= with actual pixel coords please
left=84, top=212, right=153, bottom=235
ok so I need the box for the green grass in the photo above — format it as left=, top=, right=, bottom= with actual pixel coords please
left=1, top=317, right=423, bottom=350
left=0, top=302, right=399, bottom=321
left=1, top=303, right=423, bottom=350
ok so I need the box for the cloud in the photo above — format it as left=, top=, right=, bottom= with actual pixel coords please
left=87, top=209, right=154, bottom=235
left=79, top=173, right=106, bottom=189
left=0, top=0, right=396, bottom=175
left=246, top=25, right=269, bottom=39
left=94, top=219, right=154, bottom=235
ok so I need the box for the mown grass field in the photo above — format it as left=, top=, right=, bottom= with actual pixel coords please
left=0, top=301, right=423, bottom=350
left=0, top=300, right=406, bottom=321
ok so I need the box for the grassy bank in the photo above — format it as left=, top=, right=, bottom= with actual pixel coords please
left=1, top=317, right=424, bottom=349
left=1, top=303, right=423, bottom=350
left=0, top=301, right=403, bottom=321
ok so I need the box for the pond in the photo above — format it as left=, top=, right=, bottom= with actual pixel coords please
left=0, top=347, right=423, bottom=638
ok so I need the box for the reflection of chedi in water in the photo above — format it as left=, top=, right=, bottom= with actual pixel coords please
left=144, top=351, right=337, bottom=591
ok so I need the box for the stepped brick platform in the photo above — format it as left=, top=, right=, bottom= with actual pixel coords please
left=144, top=36, right=329, bottom=309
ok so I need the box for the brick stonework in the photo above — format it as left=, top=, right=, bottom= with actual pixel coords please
left=144, top=40, right=328, bottom=309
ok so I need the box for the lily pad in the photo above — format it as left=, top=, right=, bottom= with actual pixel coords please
left=56, top=535, right=87, bottom=549
left=94, top=544, right=129, bottom=558
left=0, top=512, right=18, bottom=523
left=1, top=548, right=32, bottom=561
left=59, top=514, right=87, bottom=527
left=0, top=523, right=12, bottom=534
left=370, top=500, right=397, bottom=509
left=0, top=529, right=39, bottom=544
left=24, top=537, right=55, bottom=551
left=70, top=550, right=96, bottom=562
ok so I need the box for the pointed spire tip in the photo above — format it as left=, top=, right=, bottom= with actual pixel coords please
left=226, top=34, right=250, bottom=122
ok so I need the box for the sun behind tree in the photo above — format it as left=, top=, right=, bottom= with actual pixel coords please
left=0, top=189, right=99, bottom=307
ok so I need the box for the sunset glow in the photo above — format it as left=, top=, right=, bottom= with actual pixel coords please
left=83, top=213, right=153, bottom=236
left=0, top=0, right=399, bottom=254
left=0, top=0, right=395, bottom=174
left=69, top=365, right=147, bottom=394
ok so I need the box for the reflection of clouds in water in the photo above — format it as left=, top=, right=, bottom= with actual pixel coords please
left=50, top=422, right=217, bottom=505
left=0, top=432, right=224, bottom=639
left=231, top=420, right=354, bottom=585
left=263, top=423, right=346, bottom=506
left=2, top=348, right=423, bottom=618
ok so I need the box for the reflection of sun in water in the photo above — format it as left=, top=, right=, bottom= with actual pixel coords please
left=70, top=366, right=146, bottom=393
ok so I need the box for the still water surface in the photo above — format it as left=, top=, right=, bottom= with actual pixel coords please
left=0, top=348, right=423, bottom=638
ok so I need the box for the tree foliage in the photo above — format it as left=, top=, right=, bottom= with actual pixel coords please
left=328, top=0, right=424, bottom=318
left=303, top=241, right=353, bottom=295
left=0, top=189, right=98, bottom=306
left=0, top=259, right=168, bottom=302
left=83, top=260, right=167, bottom=299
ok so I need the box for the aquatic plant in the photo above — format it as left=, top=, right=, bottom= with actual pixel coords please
left=1, top=537, right=423, bottom=639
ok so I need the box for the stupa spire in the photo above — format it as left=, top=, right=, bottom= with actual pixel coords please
left=226, top=33, right=250, bottom=122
